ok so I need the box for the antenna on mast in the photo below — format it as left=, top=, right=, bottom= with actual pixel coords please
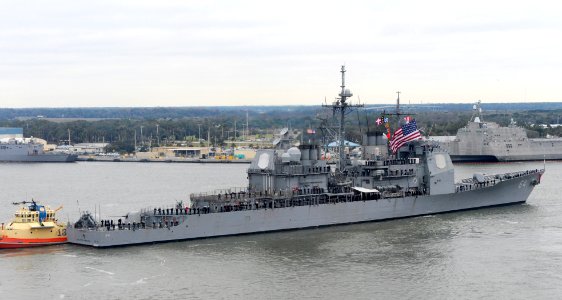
left=472, top=100, right=483, bottom=123
left=396, top=91, right=401, bottom=128
left=322, top=65, right=364, bottom=172
left=396, top=91, right=401, bottom=113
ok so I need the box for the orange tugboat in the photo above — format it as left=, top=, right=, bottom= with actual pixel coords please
left=0, top=200, right=67, bottom=249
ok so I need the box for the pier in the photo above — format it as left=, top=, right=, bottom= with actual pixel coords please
left=76, top=156, right=251, bottom=163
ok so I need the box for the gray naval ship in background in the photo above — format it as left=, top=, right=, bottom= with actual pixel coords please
left=68, top=67, right=544, bottom=247
left=431, top=101, right=562, bottom=162
left=0, top=127, right=77, bottom=162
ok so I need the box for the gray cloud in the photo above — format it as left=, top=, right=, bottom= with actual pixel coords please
left=0, top=0, right=561, bottom=107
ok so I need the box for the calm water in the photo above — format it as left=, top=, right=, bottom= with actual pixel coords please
left=0, top=161, right=561, bottom=299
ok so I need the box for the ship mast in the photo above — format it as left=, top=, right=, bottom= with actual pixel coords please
left=472, top=100, right=483, bottom=123
left=396, top=91, right=401, bottom=128
left=322, top=66, right=364, bottom=172
left=382, top=91, right=415, bottom=156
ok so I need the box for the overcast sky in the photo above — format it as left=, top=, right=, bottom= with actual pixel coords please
left=0, top=0, right=561, bottom=107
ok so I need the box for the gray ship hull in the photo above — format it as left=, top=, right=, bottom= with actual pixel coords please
left=450, top=155, right=499, bottom=163
left=0, top=154, right=78, bottom=162
left=67, top=171, right=541, bottom=248
left=451, top=153, right=562, bottom=163
left=494, top=152, right=562, bottom=162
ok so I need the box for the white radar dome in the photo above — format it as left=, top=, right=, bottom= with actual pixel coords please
left=257, top=153, right=270, bottom=169
left=287, top=147, right=301, bottom=162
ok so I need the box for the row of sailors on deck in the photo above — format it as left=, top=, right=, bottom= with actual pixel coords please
left=387, top=168, right=415, bottom=177
left=455, top=170, right=540, bottom=193
left=456, top=180, right=497, bottom=192
left=216, top=187, right=327, bottom=200
left=99, top=218, right=181, bottom=231
left=382, top=158, right=417, bottom=166
left=153, top=206, right=213, bottom=216
left=154, top=207, right=189, bottom=215
left=99, top=219, right=143, bottom=230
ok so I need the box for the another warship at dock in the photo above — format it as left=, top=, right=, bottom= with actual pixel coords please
left=67, top=67, right=544, bottom=248
left=0, top=128, right=77, bottom=163
left=432, top=101, right=562, bottom=162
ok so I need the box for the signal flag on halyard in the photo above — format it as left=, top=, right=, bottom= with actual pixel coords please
left=389, top=120, right=421, bottom=153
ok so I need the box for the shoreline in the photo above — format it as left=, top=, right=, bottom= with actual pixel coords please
left=76, top=156, right=251, bottom=163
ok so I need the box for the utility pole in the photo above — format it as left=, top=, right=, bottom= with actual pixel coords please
left=156, top=124, right=160, bottom=146
left=134, top=130, right=137, bottom=154
left=198, top=124, right=201, bottom=144
left=140, top=126, right=144, bottom=147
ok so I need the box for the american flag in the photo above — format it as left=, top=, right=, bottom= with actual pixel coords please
left=389, top=120, right=421, bottom=153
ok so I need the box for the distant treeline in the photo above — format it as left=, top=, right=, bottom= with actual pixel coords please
left=1, top=102, right=562, bottom=119
left=0, top=104, right=561, bottom=153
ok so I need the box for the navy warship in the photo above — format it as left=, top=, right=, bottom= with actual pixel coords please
left=67, top=67, right=544, bottom=248
left=0, top=127, right=77, bottom=162
left=0, top=138, right=77, bottom=162
left=432, top=101, right=562, bottom=162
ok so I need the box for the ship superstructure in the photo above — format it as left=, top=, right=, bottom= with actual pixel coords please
left=434, top=101, right=562, bottom=162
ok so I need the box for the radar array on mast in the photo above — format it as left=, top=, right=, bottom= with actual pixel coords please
left=322, top=66, right=364, bottom=172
